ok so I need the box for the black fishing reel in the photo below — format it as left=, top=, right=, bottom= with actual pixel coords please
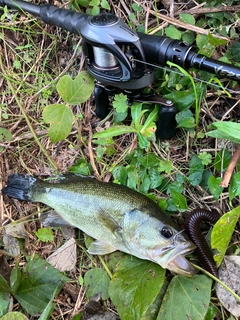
left=1, top=0, right=240, bottom=139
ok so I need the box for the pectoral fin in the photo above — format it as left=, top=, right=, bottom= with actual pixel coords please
left=88, top=240, right=117, bottom=255
left=98, top=208, right=122, bottom=236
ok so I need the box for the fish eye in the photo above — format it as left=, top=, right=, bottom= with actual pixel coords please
left=160, top=227, right=173, bottom=239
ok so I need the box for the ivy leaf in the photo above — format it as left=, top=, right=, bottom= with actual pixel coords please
left=56, top=71, right=94, bottom=105
left=212, top=207, right=240, bottom=267
left=42, top=104, right=73, bottom=143
left=112, top=93, right=128, bottom=113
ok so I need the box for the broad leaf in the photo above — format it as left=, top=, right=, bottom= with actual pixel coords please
left=0, top=291, right=10, bottom=317
left=109, top=255, right=165, bottom=320
left=229, top=172, right=240, bottom=201
left=0, top=312, right=29, bottom=320
left=84, top=268, right=110, bottom=300
left=42, top=104, right=73, bottom=143
left=0, top=274, right=11, bottom=293
left=206, top=121, right=240, bottom=144
left=211, top=207, right=240, bottom=267
left=56, top=72, right=94, bottom=105
left=179, top=13, right=195, bottom=25
left=14, top=259, right=69, bottom=316
left=0, top=127, right=12, bottom=152
left=208, top=176, right=223, bottom=200
left=157, top=275, right=212, bottom=320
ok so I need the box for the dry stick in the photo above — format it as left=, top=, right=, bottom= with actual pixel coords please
left=146, top=8, right=229, bottom=40
left=220, top=144, right=240, bottom=188
left=175, top=5, right=240, bottom=16
left=86, top=127, right=101, bottom=180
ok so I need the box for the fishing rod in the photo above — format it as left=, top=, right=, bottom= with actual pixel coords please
left=1, top=0, right=240, bottom=139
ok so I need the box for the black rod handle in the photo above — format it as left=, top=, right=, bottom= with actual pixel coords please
left=0, top=0, right=89, bottom=35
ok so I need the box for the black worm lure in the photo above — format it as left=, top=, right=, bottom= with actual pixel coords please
left=184, top=209, right=221, bottom=277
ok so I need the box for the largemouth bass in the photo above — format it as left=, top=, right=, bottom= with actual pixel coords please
left=2, top=174, right=196, bottom=276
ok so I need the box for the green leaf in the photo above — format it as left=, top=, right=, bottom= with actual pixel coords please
left=0, top=274, right=11, bottom=293
left=140, top=106, right=158, bottom=137
left=10, top=266, right=22, bottom=294
left=100, top=0, right=110, bottom=9
left=0, top=291, right=10, bottom=317
left=93, top=125, right=136, bottom=139
left=0, top=312, right=29, bottom=320
left=35, top=227, right=54, bottom=242
left=109, top=255, right=165, bottom=320
left=157, top=275, right=212, bottom=320
left=196, top=34, right=215, bottom=57
left=228, top=42, right=240, bottom=62
left=212, top=207, right=240, bottom=267
left=179, top=13, right=195, bottom=25
left=164, top=91, right=195, bottom=110
left=69, top=159, right=91, bottom=176
left=169, top=188, right=188, bottom=211
left=112, top=93, right=128, bottom=114
left=214, top=149, right=231, bottom=172
left=208, top=176, right=223, bottom=200
left=14, top=258, right=69, bottom=316
left=0, top=127, right=12, bottom=152
left=42, top=104, right=73, bottom=143
left=229, top=172, right=240, bottom=201
left=84, top=268, right=110, bottom=300
left=198, top=151, right=212, bottom=165
left=207, top=33, right=226, bottom=46
left=165, top=25, right=182, bottom=40
left=206, top=121, right=240, bottom=143
left=56, top=72, right=94, bottom=105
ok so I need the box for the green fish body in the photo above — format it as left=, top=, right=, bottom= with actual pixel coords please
left=2, top=174, right=196, bottom=276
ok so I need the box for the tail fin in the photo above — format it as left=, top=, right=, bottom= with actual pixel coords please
left=2, top=174, right=38, bottom=201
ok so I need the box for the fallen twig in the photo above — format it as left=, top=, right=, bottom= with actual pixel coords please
left=220, top=144, right=240, bottom=188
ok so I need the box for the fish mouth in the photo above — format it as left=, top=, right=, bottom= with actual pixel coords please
left=153, top=241, right=196, bottom=276
left=166, top=242, right=196, bottom=276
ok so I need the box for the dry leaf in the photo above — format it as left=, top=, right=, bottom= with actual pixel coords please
left=5, top=223, right=27, bottom=239
left=216, top=256, right=240, bottom=317
left=46, top=237, right=76, bottom=271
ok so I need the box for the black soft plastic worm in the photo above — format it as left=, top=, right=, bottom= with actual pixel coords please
left=184, top=209, right=221, bottom=277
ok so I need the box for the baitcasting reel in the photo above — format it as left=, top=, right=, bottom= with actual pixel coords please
left=1, top=0, right=240, bottom=139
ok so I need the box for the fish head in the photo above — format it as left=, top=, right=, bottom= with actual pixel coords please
left=122, top=209, right=196, bottom=276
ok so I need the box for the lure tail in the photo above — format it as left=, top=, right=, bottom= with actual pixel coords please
left=2, top=174, right=38, bottom=201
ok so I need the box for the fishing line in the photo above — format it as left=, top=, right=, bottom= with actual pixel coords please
left=133, top=58, right=240, bottom=95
